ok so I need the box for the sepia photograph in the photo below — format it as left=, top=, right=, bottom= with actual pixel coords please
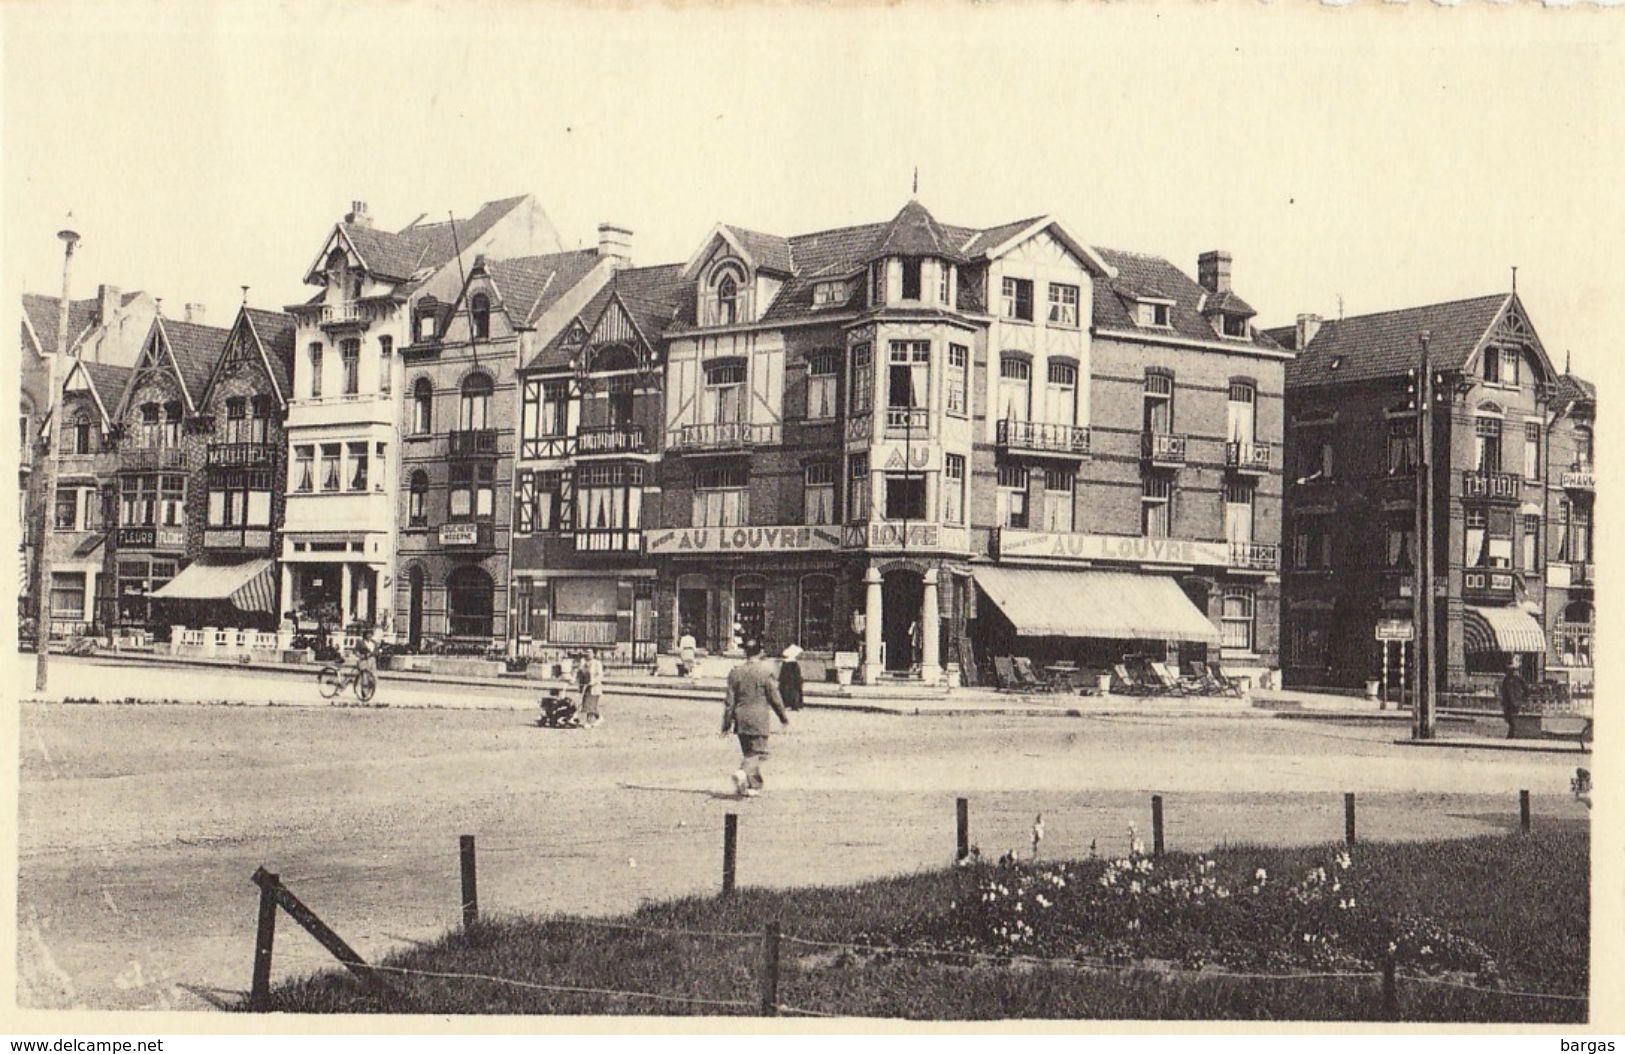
left=2, top=0, right=1617, bottom=1038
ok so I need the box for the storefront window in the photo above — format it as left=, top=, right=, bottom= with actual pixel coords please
left=799, top=575, right=836, bottom=651
left=50, top=572, right=86, bottom=621
left=447, top=566, right=494, bottom=638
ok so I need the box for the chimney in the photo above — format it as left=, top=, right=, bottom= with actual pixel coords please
left=344, top=200, right=372, bottom=228
left=97, top=284, right=121, bottom=325
left=597, top=223, right=633, bottom=269
left=185, top=303, right=205, bottom=325
left=1197, top=250, right=1232, bottom=294
left=1296, top=313, right=1323, bottom=350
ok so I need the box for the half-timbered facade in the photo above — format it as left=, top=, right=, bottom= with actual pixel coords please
left=511, top=252, right=681, bottom=663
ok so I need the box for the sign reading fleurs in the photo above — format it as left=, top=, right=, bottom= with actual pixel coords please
left=645, top=525, right=843, bottom=554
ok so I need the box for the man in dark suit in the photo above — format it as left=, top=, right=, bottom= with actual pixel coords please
left=721, top=639, right=790, bottom=798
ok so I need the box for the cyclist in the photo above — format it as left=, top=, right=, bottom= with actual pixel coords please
left=354, top=626, right=381, bottom=704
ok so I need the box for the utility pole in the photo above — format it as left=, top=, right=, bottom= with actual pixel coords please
left=1411, top=330, right=1437, bottom=740
left=32, top=216, right=82, bottom=691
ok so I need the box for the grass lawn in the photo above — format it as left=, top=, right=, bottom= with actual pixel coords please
left=251, top=823, right=1587, bottom=1021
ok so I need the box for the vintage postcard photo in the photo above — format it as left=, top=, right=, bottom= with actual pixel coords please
left=2, top=0, right=1616, bottom=1036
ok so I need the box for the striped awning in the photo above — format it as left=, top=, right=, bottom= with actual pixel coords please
left=151, top=557, right=278, bottom=615
left=973, top=566, right=1220, bottom=643
left=1463, top=605, right=1546, bottom=655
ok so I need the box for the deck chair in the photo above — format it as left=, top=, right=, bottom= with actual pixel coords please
left=1013, top=656, right=1065, bottom=693
left=1179, top=662, right=1221, bottom=695
left=992, top=656, right=1022, bottom=692
left=1112, top=663, right=1154, bottom=695
left=1146, top=662, right=1191, bottom=696
left=1206, top=662, right=1246, bottom=697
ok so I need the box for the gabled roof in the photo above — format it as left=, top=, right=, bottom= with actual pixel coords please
left=1092, top=248, right=1281, bottom=351
left=1555, top=372, right=1596, bottom=409
left=484, top=249, right=603, bottom=328
left=1200, top=288, right=1257, bottom=319
left=199, top=307, right=296, bottom=408
left=862, top=200, right=968, bottom=265
left=307, top=195, right=531, bottom=284
left=1283, top=293, right=1518, bottom=389
left=528, top=263, right=688, bottom=373
left=117, top=316, right=232, bottom=416
left=723, top=226, right=794, bottom=274
left=22, top=293, right=101, bottom=357
left=62, top=360, right=132, bottom=427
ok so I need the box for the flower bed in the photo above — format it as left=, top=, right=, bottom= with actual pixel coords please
left=858, top=839, right=1500, bottom=983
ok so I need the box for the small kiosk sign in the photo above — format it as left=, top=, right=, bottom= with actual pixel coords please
left=1375, top=619, right=1415, bottom=642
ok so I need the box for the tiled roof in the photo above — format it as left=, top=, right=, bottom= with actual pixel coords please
left=1555, top=372, right=1595, bottom=406
left=487, top=249, right=602, bottom=327
left=528, top=262, right=688, bottom=372
left=756, top=222, right=885, bottom=323
left=1201, top=289, right=1257, bottom=319
left=723, top=226, right=794, bottom=274
left=342, top=195, right=530, bottom=282
left=158, top=317, right=233, bottom=408
left=862, top=200, right=968, bottom=264
left=958, top=215, right=1045, bottom=258
left=1283, top=294, right=1511, bottom=390
left=79, top=362, right=132, bottom=419
left=242, top=308, right=297, bottom=397
left=21, top=293, right=100, bottom=355
left=1091, top=248, right=1282, bottom=351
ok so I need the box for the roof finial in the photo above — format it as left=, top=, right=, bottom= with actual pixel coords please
left=1511, top=265, right=1518, bottom=293
left=1565, top=348, right=1571, bottom=375
left=1337, top=293, right=1344, bottom=322
left=241, top=285, right=250, bottom=306
left=912, top=166, right=918, bottom=197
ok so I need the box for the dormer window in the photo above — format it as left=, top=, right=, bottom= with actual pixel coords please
left=1222, top=314, right=1248, bottom=339
left=812, top=281, right=848, bottom=308
left=1137, top=300, right=1173, bottom=328
left=706, top=261, right=748, bottom=326
left=416, top=300, right=440, bottom=342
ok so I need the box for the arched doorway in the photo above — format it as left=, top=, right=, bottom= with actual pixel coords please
left=882, top=568, right=924, bottom=672
left=407, top=565, right=425, bottom=650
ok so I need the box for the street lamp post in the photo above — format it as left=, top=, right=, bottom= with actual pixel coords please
left=1411, top=330, right=1437, bottom=740
left=31, top=216, right=82, bottom=691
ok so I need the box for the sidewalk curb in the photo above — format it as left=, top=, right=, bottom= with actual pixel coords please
left=1393, top=737, right=1591, bottom=756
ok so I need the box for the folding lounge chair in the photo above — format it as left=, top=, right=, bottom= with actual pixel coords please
left=993, top=656, right=1022, bottom=692
left=1206, top=662, right=1246, bottom=697
left=1014, top=656, right=1065, bottom=693
left=1146, top=662, right=1191, bottom=696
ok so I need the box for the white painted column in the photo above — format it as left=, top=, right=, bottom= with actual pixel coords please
left=920, top=567, right=942, bottom=685
left=862, top=566, right=883, bottom=685
left=340, top=563, right=353, bottom=627
left=277, top=564, right=295, bottom=649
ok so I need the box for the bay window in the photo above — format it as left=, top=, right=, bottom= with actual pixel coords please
left=883, top=473, right=926, bottom=521
left=946, top=344, right=969, bottom=417
left=887, top=341, right=930, bottom=429
left=295, top=446, right=315, bottom=493
left=320, top=443, right=341, bottom=492
left=347, top=442, right=369, bottom=491
left=848, top=344, right=873, bottom=415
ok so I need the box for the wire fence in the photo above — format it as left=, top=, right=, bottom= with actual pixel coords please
left=246, top=788, right=1589, bottom=1019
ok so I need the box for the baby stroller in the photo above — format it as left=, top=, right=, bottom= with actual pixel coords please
left=537, top=688, right=582, bottom=729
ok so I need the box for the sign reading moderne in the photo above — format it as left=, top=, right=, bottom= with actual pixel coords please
left=998, top=529, right=1231, bottom=568
left=645, top=525, right=843, bottom=555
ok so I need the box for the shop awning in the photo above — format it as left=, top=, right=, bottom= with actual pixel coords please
left=1463, top=605, right=1546, bottom=654
left=973, top=566, right=1220, bottom=643
left=151, top=558, right=278, bottom=615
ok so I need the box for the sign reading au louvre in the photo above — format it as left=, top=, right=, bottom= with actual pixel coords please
left=998, top=529, right=1231, bottom=567
left=645, top=525, right=843, bottom=554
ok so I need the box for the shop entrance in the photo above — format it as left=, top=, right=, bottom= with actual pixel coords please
left=882, top=569, right=924, bottom=672
left=678, top=586, right=709, bottom=648
left=407, top=566, right=424, bottom=650
left=734, top=576, right=766, bottom=648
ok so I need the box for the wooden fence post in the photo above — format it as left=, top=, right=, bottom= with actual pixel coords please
left=252, top=867, right=393, bottom=999
left=460, top=835, right=478, bottom=929
left=956, top=797, right=969, bottom=862
left=1520, top=789, right=1531, bottom=834
left=250, top=868, right=279, bottom=1011
left=759, top=921, right=781, bottom=1016
left=723, top=813, right=738, bottom=896
left=1345, top=792, right=1357, bottom=846
left=1151, top=795, right=1165, bottom=858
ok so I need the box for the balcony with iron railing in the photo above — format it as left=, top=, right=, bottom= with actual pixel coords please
left=120, top=447, right=188, bottom=472
left=317, top=300, right=371, bottom=328
left=666, top=421, right=781, bottom=454
left=207, top=442, right=278, bottom=468
left=1225, top=440, right=1271, bottom=475
left=1460, top=469, right=1522, bottom=501
left=1228, top=541, right=1279, bottom=572
left=997, top=419, right=1090, bottom=458
left=575, top=424, right=649, bottom=457
left=1561, top=461, right=1595, bottom=491
left=1141, top=431, right=1188, bottom=467
left=447, top=429, right=499, bottom=459
left=1463, top=567, right=1517, bottom=601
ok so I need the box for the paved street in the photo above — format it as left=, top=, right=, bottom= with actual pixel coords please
left=16, top=658, right=1591, bottom=1012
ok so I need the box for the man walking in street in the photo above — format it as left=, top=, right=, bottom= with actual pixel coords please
left=577, top=649, right=605, bottom=729
left=722, top=639, right=789, bottom=798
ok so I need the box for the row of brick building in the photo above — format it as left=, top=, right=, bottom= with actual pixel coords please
left=18, top=192, right=1594, bottom=695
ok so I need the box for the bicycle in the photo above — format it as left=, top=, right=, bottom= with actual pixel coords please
left=317, top=656, right=378, bottom=704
